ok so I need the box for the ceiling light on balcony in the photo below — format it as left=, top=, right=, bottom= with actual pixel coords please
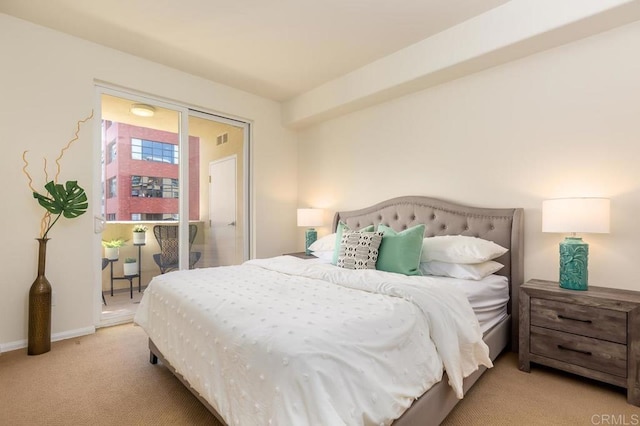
left=130, top=103, right=156, bottom=117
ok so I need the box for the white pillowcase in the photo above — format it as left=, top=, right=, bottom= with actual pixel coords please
left=420, top=235, right=508, bottom=264
left=420, top=260, right=504, bottom=281
left=311, top=250, right=334, bottom=261
left=308, top=233, right=336, bottom=252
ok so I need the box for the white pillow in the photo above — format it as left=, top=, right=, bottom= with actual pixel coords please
left=420, top=260, right=504, bottom=280
left=311, top=250, right=333, bottom=261
left=420, top=235, right=508, bottom=264
left=308, top=233, right=336, bottom=252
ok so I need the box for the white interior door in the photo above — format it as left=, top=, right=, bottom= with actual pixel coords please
left=209, top=156, right=237, bottom=266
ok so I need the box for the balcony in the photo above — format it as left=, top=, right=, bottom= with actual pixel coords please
left=100, top=221, right=206, bottom=325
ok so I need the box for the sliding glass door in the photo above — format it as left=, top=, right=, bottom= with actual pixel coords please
left=97, top=88, right=249, bottom=324
left=188, top=112, right=249, bottom=267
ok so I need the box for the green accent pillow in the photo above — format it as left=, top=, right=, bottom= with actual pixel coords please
left=332, top=222, right=375, bottom=265
left=376, top=224, right=425, bottom=275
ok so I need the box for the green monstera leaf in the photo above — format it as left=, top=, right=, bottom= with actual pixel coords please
left=33, top=180, right=88, bottom=238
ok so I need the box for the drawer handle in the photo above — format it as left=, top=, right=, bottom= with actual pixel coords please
left=557, top=314, right=592, bottom=324
left=557, top=344, right=592, bottom=356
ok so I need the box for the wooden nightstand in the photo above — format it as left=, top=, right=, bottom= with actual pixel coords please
left=283, top=252, right=315, bottom=259
left=519, top=279, right=640, bottom=406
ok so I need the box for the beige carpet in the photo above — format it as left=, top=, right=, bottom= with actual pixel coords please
left=0, top=324, right=636, bottom=425
left=442, top=352, right=639, bottom=425
left=0, top=324, right=220, bottom=426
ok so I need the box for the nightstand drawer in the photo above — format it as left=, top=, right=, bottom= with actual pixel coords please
left=530, top=326, right=627, bottom=378
left=530, top=298, right=626, bottom=344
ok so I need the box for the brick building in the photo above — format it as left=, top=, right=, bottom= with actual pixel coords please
left=103, top=121, right=200, bottom=221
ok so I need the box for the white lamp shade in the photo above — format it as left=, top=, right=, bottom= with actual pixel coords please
left=542, top=198, right=610, bottom=234
left=297, top=208, right=323, bottom=227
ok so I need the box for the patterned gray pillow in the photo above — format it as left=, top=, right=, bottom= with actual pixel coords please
left=337, top=231, right=383, bottom=270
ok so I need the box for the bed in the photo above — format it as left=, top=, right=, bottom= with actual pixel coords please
left=135, top=195, right=524, bottom=425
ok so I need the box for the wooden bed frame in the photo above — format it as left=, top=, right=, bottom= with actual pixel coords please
left=148, top=195, right=524, bottom=425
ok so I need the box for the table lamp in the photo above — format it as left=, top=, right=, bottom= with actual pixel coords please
left=542, top=198, right=610, bottom=290
left=297, top=208, right=323, bottom=255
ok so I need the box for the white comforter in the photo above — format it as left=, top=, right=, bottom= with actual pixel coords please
left=134, top=256, right=492, bottom=426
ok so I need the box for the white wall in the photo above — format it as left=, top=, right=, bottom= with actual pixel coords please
left=0, top=14, right=298, bottom=350
left=297, top=20, right=640, bottom=292
left=284, top=0, right=640, bottom=127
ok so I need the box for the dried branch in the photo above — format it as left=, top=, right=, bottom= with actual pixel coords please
left=42, top=158, right=49, bottom=185
left=54, top=110, right=94, bottom=183
left=21, top=150, right=36, bottom=193
left=23, top=110, right=94, bottom=237
left=40, top=212, right=51, bottom=238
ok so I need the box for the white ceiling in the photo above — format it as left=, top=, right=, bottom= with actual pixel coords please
left=0, top=0, right=509, bottom=101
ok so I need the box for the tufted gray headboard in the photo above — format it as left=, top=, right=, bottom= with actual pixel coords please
left=333, top=195, right=524, bottom=351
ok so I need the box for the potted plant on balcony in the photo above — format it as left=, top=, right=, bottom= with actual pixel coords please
left=102, top=238, right=126, bottom=260
left=132, top=225, right=148, bottom=245
left=123, top=257, right=138, bottom=276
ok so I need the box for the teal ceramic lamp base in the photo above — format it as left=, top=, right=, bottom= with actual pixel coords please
left=304, top=228, right=317, bottom=255
left=559, top=236, right=589, bottom=291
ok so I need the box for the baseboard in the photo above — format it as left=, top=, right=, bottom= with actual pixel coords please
left=98, top=314, right=134, bottom=328
left=0, top=326, right=96, bottom=354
